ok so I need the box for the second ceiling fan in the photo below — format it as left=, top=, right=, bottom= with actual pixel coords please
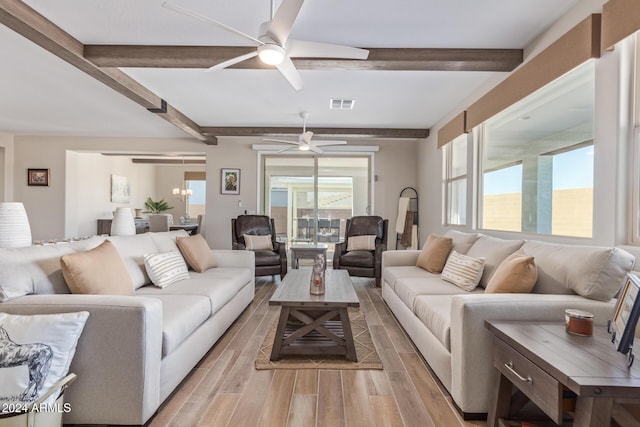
left=162, top=0, right=369, bottom=91
left=263, top=112, right=347, bottom=153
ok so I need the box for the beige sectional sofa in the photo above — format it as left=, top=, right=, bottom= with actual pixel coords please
left=381, top=230, right=635, bottom=417
left=0, top=230, right=255, bottom=425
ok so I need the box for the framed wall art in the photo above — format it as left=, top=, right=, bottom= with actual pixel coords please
left=221, top=168, right=240, bottom=195
left=27, top=168, right=50, bottom=186
left=609, top=273, right=640, bottom=365
left=111, top=174, right=130, bottom=203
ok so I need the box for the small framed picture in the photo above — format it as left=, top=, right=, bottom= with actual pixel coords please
left=221, top=168, right=240, bottom=195
left=610, top=273, right=640, bottom=357
left=27, top=168, right=50, bottom=186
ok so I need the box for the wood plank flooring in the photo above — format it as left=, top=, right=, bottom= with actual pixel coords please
left=147, top=276, right=487, bottom=427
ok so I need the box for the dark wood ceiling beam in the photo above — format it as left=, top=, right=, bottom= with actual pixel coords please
left=132, top=159, right=205, bottom=164
left=84, top=45, right=523, bottom=72
left=202, top=127, right=429, bottom=139
left=0, top=0, right=216, bottom=145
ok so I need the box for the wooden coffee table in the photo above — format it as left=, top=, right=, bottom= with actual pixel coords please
left=269, top=269, right=360, bottom=361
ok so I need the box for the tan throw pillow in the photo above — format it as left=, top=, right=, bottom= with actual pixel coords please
left=416, top=233, right=453, bottom=273
left=485, top=250, right=538, bottom=293
left=441, top=251, right=486, bottom=292
left=60, top=240, right=135, bottom=295
left=176, top=234, right=217, bottom=273
left=243, top=234, right=273, bottom=250
left=347, top=235, right=377, bottom=251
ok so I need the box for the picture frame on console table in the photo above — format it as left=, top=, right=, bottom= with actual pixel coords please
left=609, top=273, right=640, bottom=365
left=221, top=168, right=240, bottom=195
left=27, top=168, right=50, bottom=186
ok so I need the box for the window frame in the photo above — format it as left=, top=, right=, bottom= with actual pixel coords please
left=443, top=134, right=468, bottom=227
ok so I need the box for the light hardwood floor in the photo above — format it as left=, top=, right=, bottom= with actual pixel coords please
left=147, top=276, right=487, bottom=427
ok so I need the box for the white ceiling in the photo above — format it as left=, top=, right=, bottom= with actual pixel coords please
left=0, top=0, right=580, bottom=138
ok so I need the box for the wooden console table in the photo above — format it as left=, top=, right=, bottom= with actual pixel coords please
left=486, top=321, right=640, bottom=427
left=290, top=244, right=328, bottom=269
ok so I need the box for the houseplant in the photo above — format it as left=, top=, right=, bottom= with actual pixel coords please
left=143, top=197, right=174, bottom=214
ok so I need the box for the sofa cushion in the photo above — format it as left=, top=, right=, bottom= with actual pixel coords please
left=413, top=295, right=453, bottom=350
left=0, top=237, right=106, bottom=301
left=176, top=235, right=217, bottom=273
left=522, top=241, right=635, bottom=301
left=416, top=233, right=453, bottom=273
left=149, top=230, right=189, bottom=252
left=382, top=266, right=439, bottom=291
left=441, top=251, right=486, bottom=292
left=340, top=250, right=375, bottom=268
left=467, top=235, right=524, bottom=288
left=61, top=240, right=135, bottom=296
left=136, top=267, right=251, bottom=314
left=485, top=249, right=538, bottom=294
left=393, top=277, right=482, bottom=311
left=108, top=234, right=158, bottom=289
left=142, top=294, right=211, bottom=357
left=444, top=230, right=479, bottom=256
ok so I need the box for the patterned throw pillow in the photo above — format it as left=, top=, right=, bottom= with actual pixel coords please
left=243, top=234, right=274, bottom=251
left=0, top=312, right=89, bottom=410
left=347, top=235, right=377, bottom=251
left=144, top=251, right=190, bottom=288
left=441, top=250, right=486, bottom=292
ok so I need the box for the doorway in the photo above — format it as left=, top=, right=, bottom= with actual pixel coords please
left=263, top=155, right=371, bottom=260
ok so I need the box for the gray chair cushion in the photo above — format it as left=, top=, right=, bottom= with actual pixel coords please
left=339, top=250, right=374, bottom=268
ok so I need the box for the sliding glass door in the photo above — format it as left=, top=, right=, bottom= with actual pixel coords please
left=263, top=156, right=370, bottom=258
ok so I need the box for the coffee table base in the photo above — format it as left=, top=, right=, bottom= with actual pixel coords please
left=270, top=306, right=357, bottom=362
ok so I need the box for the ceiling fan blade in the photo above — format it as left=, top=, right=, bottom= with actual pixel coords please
left=266, top=0, right=304, bottom=45
left=309, top=145, right=324, bottom=154
left=262, top=138, right=300, bottom=145
left=206, top=51, right=258, bottom=71
left=277, top=146, right=296, bottom=153
left=287, top=40, right=369, bottom=59
left=275, top=57, right=304, bottom=91
left=311, top=140, right=348, bottom=146
left=162, top=2, right=263, bottom=46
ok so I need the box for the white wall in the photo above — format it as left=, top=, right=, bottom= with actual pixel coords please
left=0, top=133, right=14, bottom=201
left=418, top=0, right=634, bottom=247
left=205, top=137, right=418, bottom=249
left=11, top=135, right=417, bottom=247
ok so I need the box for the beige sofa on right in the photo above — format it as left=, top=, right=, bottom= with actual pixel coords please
left=381, top=230, right=635, bottom=417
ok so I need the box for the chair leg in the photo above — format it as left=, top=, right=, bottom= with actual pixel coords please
left=375, top=277, right=381, bottom=287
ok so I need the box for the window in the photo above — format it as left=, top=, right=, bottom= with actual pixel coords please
left=184, top=171, right=206, bottom=218
left=479, top=61, right=594, bottom=237
left=444, top=134, right=467, bottom=226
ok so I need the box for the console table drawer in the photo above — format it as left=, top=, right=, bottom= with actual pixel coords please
left=494, top=338, right=563, bottom=423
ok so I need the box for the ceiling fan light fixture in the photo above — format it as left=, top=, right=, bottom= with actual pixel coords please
left=298, top=145, right=311, bottom=151
left=258, top=44, right=285, bottom=65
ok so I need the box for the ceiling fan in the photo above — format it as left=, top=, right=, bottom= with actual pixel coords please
left=162, top=0, right=369, bottom=91
left=263, top=112, right=347, bottom=153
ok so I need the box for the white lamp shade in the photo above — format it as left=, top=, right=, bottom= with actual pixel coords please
left=111, top=207, right=136, bottom=236
left=0, top=202, right=32, bottom=248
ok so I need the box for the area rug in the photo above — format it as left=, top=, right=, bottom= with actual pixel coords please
left=255, top=308, right=383, bottom=370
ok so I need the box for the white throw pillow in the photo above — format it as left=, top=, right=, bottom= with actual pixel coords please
left=347, top=235, right=377, bottom=251
left=243, top=234, right=273, bottom=251
left=144, top=251, right=190, bottom=288
left=441, top=251, right=486, bottom=292
left=0, top=312, right=89, bottom=410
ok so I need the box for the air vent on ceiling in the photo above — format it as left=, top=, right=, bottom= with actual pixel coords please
left=330, top=99, right=355, bottom=110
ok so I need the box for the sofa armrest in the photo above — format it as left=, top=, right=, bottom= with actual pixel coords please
left=212, top=249, right=255, bottom=278
left=449, top=293, right=616, bottom=414
left=382, top=250, right=421, bottom=269
left=0, top=294, right=162, bottom=425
